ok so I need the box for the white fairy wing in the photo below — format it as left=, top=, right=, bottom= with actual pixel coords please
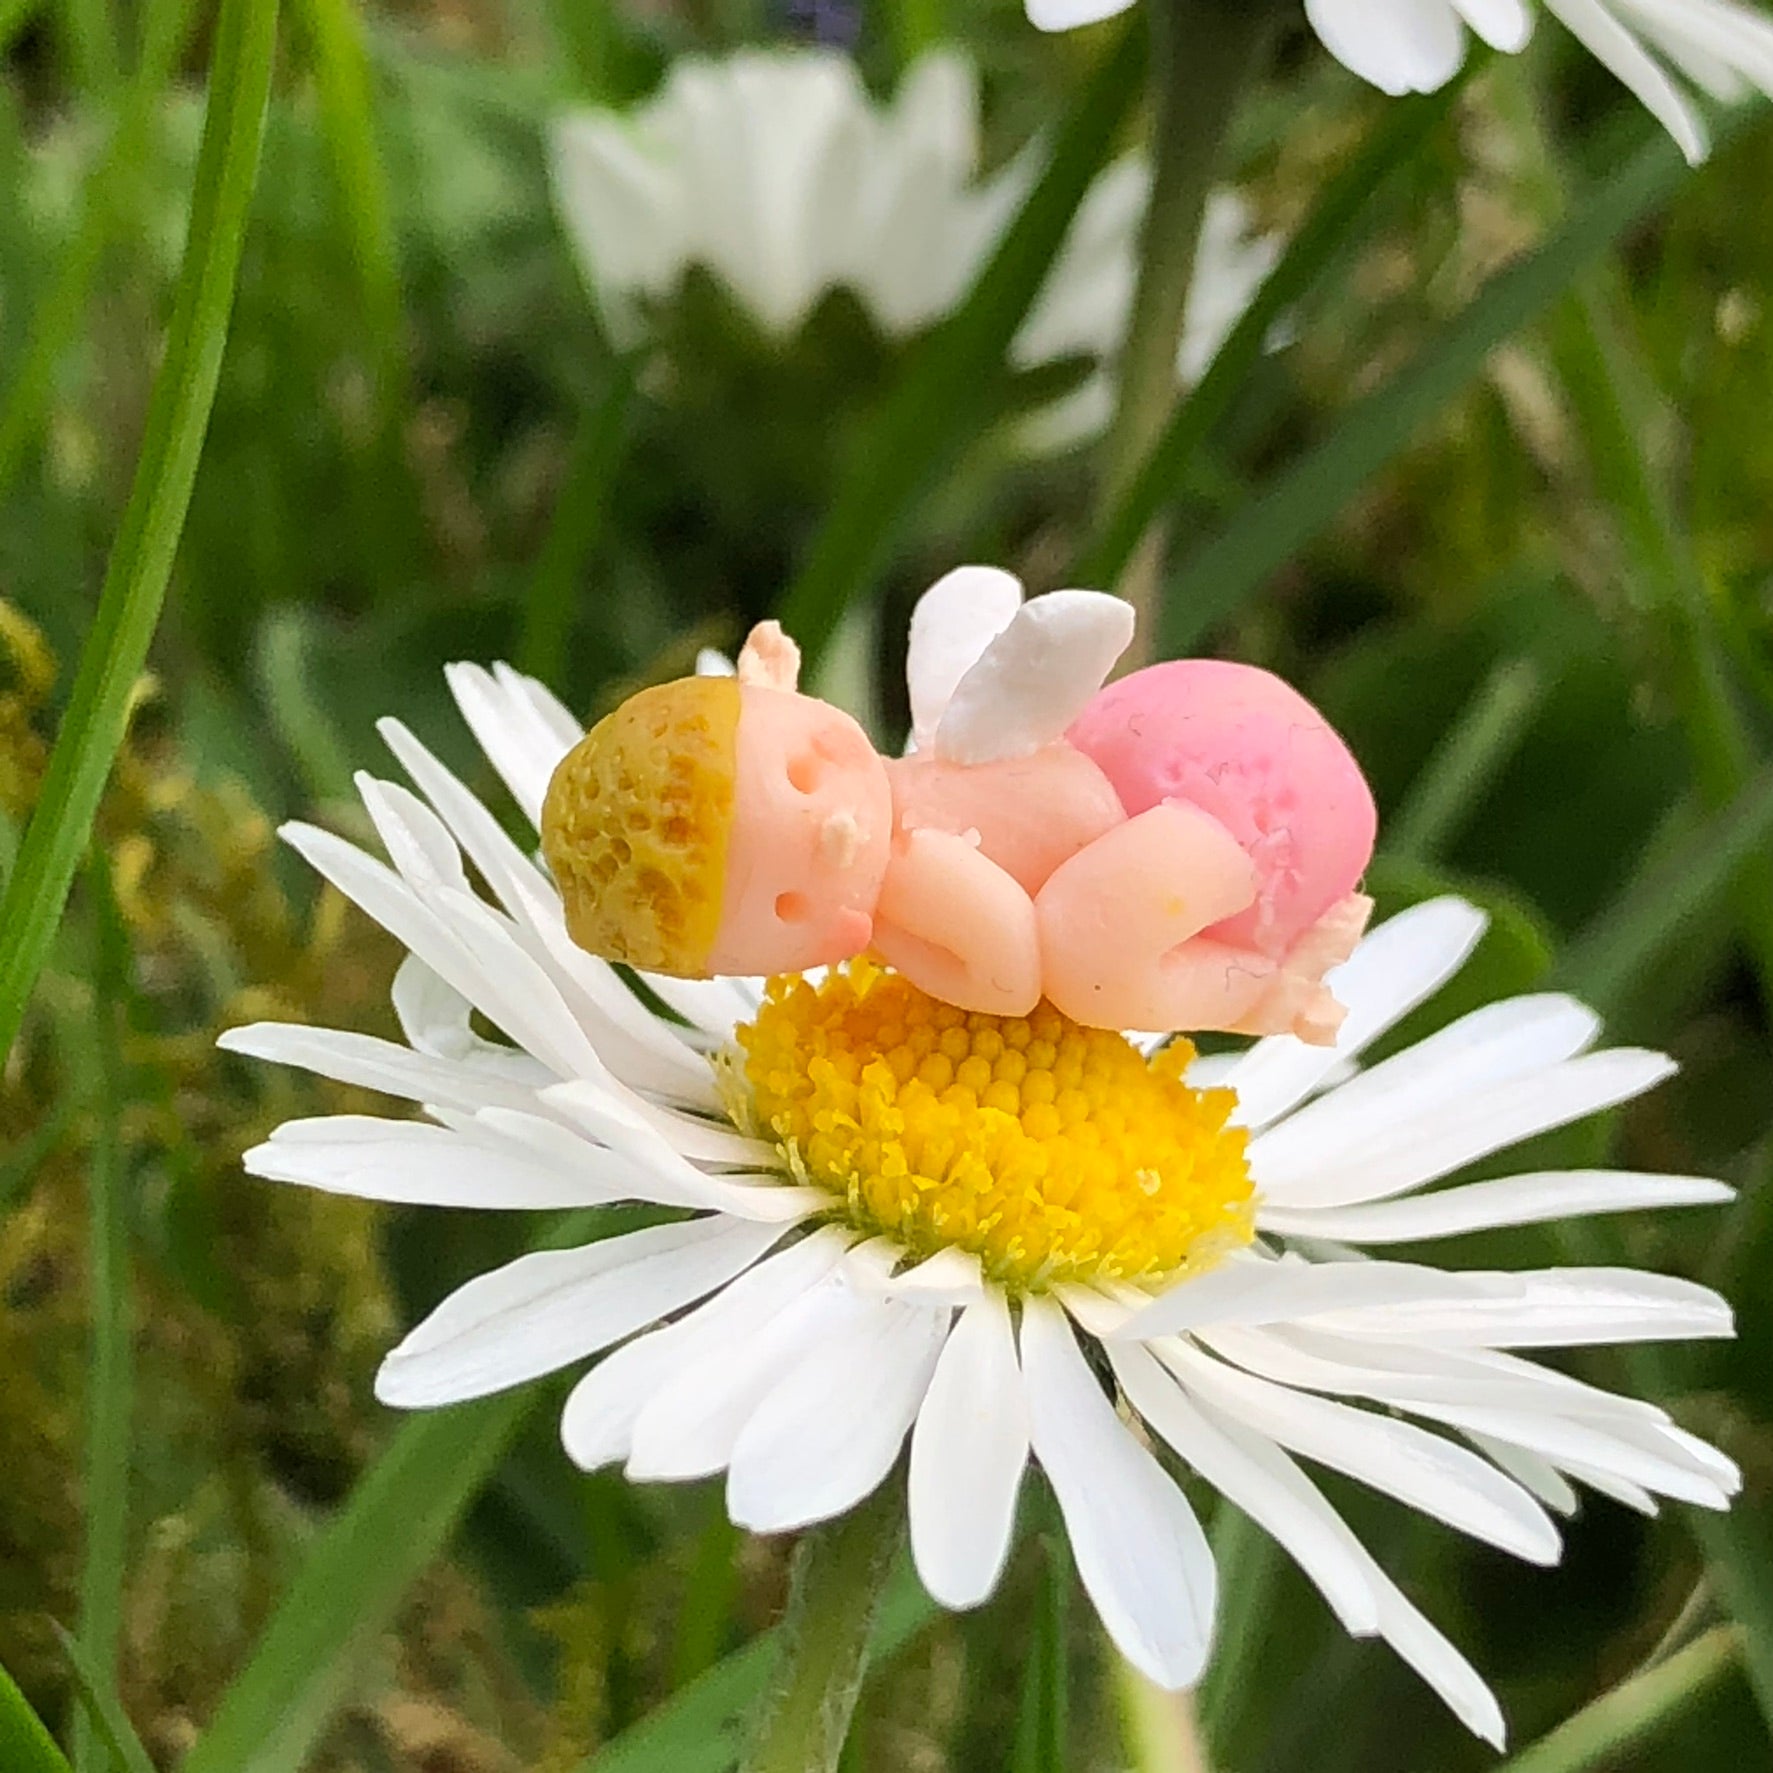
left=933, top=589, right=1136, bottom=765
left=905, top=565, right=1026, bottom=751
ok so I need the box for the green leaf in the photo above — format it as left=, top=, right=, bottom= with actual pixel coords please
left=1154, top=118, right=1749, bottom=657
left=1010, top=1537, right=1071, bottom=1773
left=1495, top=1628, right=1739, bottom=1773
left=1073, top=78, right=1466, bottom=591
left=583, top=1561, right=935, bottom=1773
left=0, top=0, right=280, bottom=1060
left=51, top=1626, right=153, bottom=1773
left=0, top=1659, right=71, bottom=1773
left=179, top=1393, right=535, bottom=1773
left=774, top=23, right=1145, bottom=669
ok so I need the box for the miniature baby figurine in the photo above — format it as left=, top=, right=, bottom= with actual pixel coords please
left=540, top=572, right=1377, bottom=1043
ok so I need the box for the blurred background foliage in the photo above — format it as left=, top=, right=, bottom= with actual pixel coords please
left=2, top=0, right=1773, bottom=1767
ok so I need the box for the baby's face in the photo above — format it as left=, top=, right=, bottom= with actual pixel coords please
left=708, top=687, right=892, bottom=976
left=540, top=675, right=889, bottom=979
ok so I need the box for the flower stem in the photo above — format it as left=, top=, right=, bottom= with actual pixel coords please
left=1101, top=0, right=1277, bottom=655
left=738, top=1484, right=905, bottom=1773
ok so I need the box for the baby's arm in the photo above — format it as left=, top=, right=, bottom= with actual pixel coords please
left=872, top=826, right=1042, bottom=1017
left=1034, top=803, right=1273, bottom=1032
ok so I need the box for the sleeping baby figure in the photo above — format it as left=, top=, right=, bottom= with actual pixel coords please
left=539, top=569, right=1376, bottom=1044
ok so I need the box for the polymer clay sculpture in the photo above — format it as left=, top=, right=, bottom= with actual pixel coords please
left=540, top=571, right=1377, bottom=1043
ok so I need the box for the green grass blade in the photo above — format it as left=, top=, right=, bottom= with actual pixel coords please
left=51, top=1626, right=153, bottom=1773
left=1496, top=1627, right=1738, bottom=1773
left=1554, top=769, right=1773, bottom=1018
left=1549, top=285, right=1773, bottom=1007
left=0, top=1660, right=71, bottom=1773
left=71, top=858, right=133, bottom=1773
left=1072, top=80, right=1464, bottom=590
left=1388, top=657, right=1545, bottom=864
left=289, top=0, right=407, bottom=416
left=0, top=0, right=280, bottom=1061
left=583, top=1561, right=935, bottom=1773
left=1154, top=121, right=1747, bottom=657
left=181, top=1209, right=609, bottom=1773
left=516, top=367, right=638, bottom=686
left=774, top=23, right=1144, bottom=669
left=0, top=0, right=196, bottom=502
left=178, top=1392, right=535, bottom=1773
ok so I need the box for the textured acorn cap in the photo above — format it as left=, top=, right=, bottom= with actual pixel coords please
left=540, top=675, right=740, bottom=975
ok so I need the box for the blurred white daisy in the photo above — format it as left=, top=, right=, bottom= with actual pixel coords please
left=1028, top=0, right=1773, bottom=165
left=549, top=48, right=1275, bottom=445
left=223, top=612, right=1737, bottom=1743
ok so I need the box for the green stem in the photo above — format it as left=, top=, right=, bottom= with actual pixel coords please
left=1100, top=0, right=1275, bottom=650
left=71, top=857, right=133, bottom=1773
left=1114, top=1655, right=1211, bottom=1773
left=738, top=1484, right=905, bottom=1773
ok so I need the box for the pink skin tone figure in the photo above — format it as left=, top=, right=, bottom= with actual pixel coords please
left=706, top=604, right=1375, bottom=1044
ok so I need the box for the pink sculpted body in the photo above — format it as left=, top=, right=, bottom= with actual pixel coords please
left=540, top=579, right=1378, bottom=1044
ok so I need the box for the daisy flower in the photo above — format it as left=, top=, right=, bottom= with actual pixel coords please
left=549, top=48, right=1275, bottom=445
left=222, top=579, right=1737, bottom=1744
left=1027, top=0, right=1773, bottom=166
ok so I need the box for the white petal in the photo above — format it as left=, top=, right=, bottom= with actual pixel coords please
left=727, top=1294, right=948, bottom=1532
left=1026, top=0, right=1137, bottom=30
left=1305, top=0, right=1471, bottom=93
left=1252, top=1048, right=1678, bottom=1211
left=1545, top=0, right=1709, bottom=162
left=219, top=1021, right=540, bottom=1116
left=1367, top=1569, right=1506, bottom=1746
left=1467, top=1435, right=1582, bottom=1515
left=1222, top=898, right=1488, bottom=1131
left=1021, top=1299, right=1215, bottom=1688
left=1416, top=1402, right=1736, bottom=1509
left=1159, top=1342, right=1561, bottom=1563
left=375, top=1215, right=785, bottom=1407
left=909, top=1292, right=1029, bottom=1608
left=1260, top=1170, right=1733, bottom=1244
left=934, top=591, right=1136, bottom=765
left=1112, top=1255, right=1521, bottom=1341
left=280, top=823, right=583, bottom=1084
left=627, top=1266, right=858, bottom=1479
left=445, top=660, right=577, bottom=829
left=1453, top=0, right=1534, bottom=49
left=539, top=1079, right=825, bottom=1222
left=905, top=566, right=1025, bottom=750
left=1247, top=993, right=1601, bottom=1186
left=1315, top=1267, right=1735, bottom=1347
left=1110, top=1343, right=1379, bottom=1634
left=560, top=1227, right=849, bottom=1470
left=242, top=1113, right=614, bottom=1209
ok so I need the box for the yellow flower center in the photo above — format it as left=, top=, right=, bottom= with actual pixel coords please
left=730, top=963, right=1255, bottom=1294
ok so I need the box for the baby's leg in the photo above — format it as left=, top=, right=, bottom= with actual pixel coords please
left=872, top=827, right=1042, bottom=1016
left=1227, top=893, right=1374, bottom=1045
left=1035, top=803, right=1271, bottom=1032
